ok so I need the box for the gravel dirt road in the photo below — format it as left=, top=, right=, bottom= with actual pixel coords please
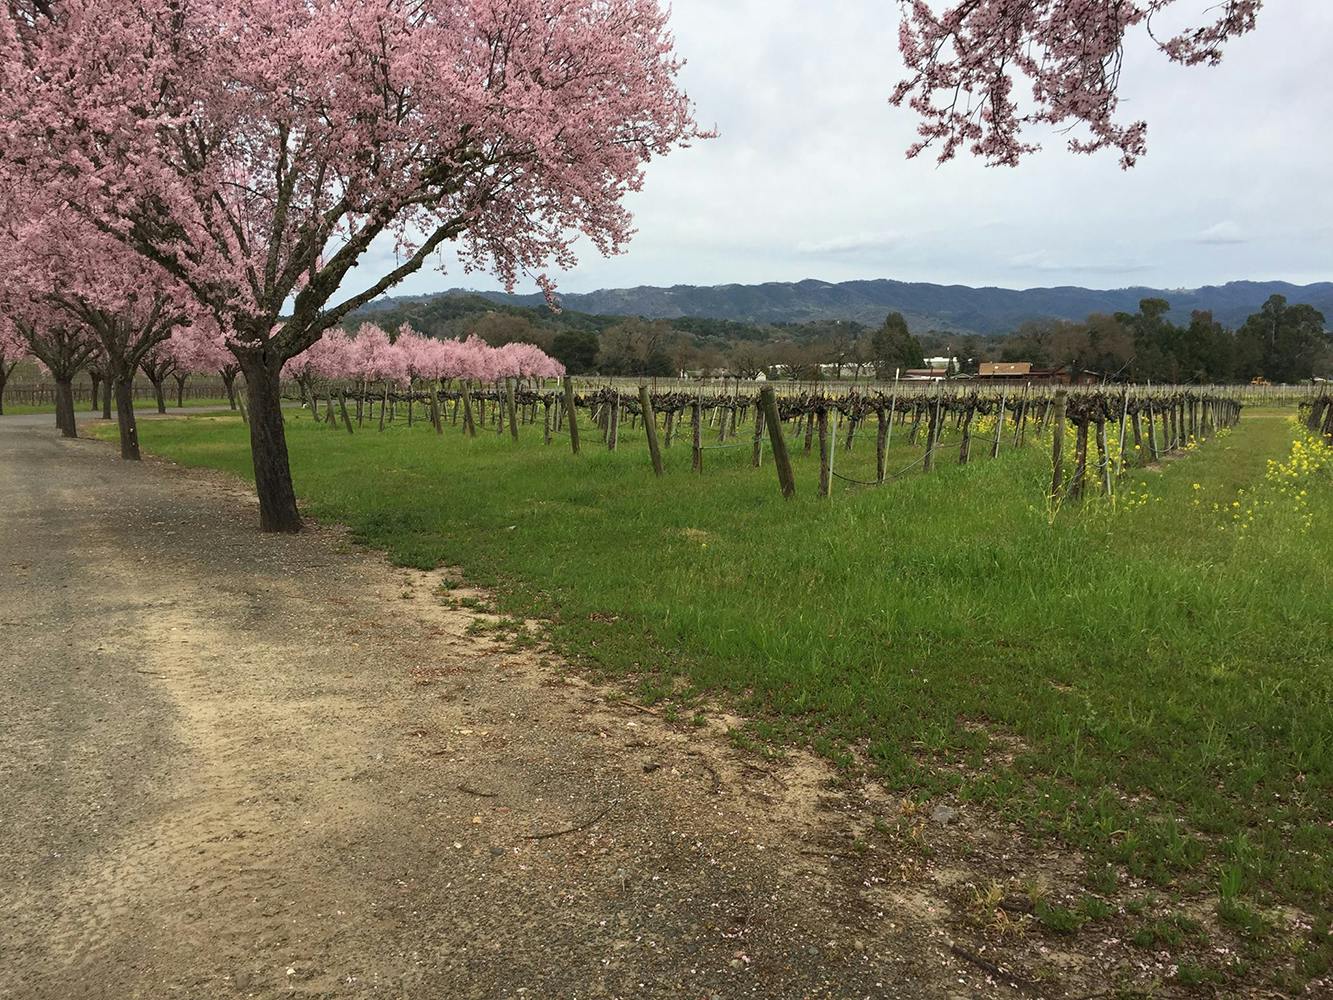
left=0, top=415, right=1012, bottom=999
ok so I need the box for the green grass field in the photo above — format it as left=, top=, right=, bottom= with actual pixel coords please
left=96, top=402, right=1331, bottom=988
left=0, top=395, right=235, bottom=416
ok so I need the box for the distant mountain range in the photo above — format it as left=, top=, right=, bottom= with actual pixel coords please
left=360, top=278, right=1333, bottom=335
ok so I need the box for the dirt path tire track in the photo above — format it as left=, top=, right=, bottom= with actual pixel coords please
left=0, top=419, right=994, bottom=999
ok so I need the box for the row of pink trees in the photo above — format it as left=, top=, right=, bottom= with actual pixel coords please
left=2, top=0, right=705, bottom=531
left=285, top=325, right=564, bottom=388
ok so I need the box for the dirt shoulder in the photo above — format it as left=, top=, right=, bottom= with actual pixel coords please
left=1, top=420, right=1009, bottom=1000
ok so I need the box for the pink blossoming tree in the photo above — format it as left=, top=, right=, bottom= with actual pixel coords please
left=3, top=0, right=706, bottom=531
left=0, top=320, right=28, bottom=418
left=893, top=0, right=1262, bottom=167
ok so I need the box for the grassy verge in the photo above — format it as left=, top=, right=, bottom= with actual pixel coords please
left=96, top=404, right=1332, bottom=989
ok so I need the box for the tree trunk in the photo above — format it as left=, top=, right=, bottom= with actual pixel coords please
left=152, top=378, right=167, bottom=414
left=222, top=371, right=238, bottom=410
left=102, top=378, right=113, bottom=420
left=55, top=378, right=77, bottom=438
left=113, top=377, right=141, bottom=460
left=0, top=368, right=8, bottom=416
left=90, top=372, right=102, bottom=412
left=240, top=355, right=302, bottom=533
left=175, top=374, right=187, bottom=409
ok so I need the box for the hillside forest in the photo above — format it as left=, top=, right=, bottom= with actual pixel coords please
left=349, top=293, right=1332, bottom=384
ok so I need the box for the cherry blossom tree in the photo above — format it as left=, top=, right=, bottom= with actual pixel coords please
left=170, top=329, right=234, bottom=409
left=0, top=321, right=30, bottom=418
left=33, top=230, right=190, bottom=460
left=3, top=0, right=706, bottom=531
left=87, top=349, right=113, bottom=419
left=893, top=1, right=1262, bottom=167
left=11, top=315, right=97, bottom=437
left=139, top=341, right=179, bottom=415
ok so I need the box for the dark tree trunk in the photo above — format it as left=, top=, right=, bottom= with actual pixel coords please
left=240, top=354, right=302, bottom=533
left=0, top=367, right=8, bottom=416
left=113, top=377, right=141, bottom=460
left=174, top=374, right=187, bottom=409
left=102, top=378, right=113, bottom=420
left=151, top=378, right=167, bottom=414
left=222, top=371, right=238, bottom=410
left=90, top=372, right=102, bottom=412
left=54, top=378, right=77, bottom=438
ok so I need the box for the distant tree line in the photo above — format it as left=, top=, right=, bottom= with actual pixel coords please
left=349, top=293, right=1330, bottom=383
left=971, top=295, right=1330, bottom=384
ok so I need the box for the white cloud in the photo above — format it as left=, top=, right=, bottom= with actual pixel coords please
left=1192, top=221, right=1248, bottom=245
left=796, top=231, right=903, bottom=255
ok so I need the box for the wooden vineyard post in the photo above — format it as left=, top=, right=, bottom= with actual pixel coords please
left=1070, top=419, right=1089, bottom=501
left=462, top=383, right=476, bottom=437
left=429, top=390, right=442, bottom=435
left=378, top=383, right=388, bottom=431
left=1145, top=399, right=1158, bottom=461
left=543, top=400, right=552, bottom=445
left=664, top=410, right=676, bottom=448
left=817, top=408, right=833, bottom=497
left=1050, top=390, right=1068, bottom=502
left=1096, top=415, right=1112, bottom=496
left=875, top=406, right=889, bottom=483
left=751, top=399, right=766, bottom=468
left=562, top=377, right=580, bottom=455
left=1305, top=396, right=1325, bottom=432
left=991, top=387, right=1007, bottom=459
left=505, top=379, right=519, bottom=441
left=338, top=391, right=354, bottom=434
left=958, top=400, right=975, bottom=465
left=884, top=388, right=898, bottom=456
left=639, top=384, right=664, bottom=477
left=1132, top=409, right=1146, bottom=467
left=758, top=387, right=796, bottom=498
left=1011, top=388, right=1026, bottom=447
left=923, top=392, right=942, bottom=474
left=691, top=398, right=703, bottom=473
left=803, top=411, right=815, bottom=454
left=1115, top=388, right=1129, bottom=478
left=607, top=393, right=620, bottom=451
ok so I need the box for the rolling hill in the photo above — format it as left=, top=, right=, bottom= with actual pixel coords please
left=359, top=278, right=1333, bottom=335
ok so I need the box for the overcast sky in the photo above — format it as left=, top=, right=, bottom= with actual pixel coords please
left=357, top=1, right=1333, bottom=301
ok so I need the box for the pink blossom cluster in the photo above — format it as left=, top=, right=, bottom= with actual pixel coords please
left=893, top=0, right=1261, bottom=168
left=283, top=324, right=564, bottom=385
left=0, top=317, right=29, bottom=370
